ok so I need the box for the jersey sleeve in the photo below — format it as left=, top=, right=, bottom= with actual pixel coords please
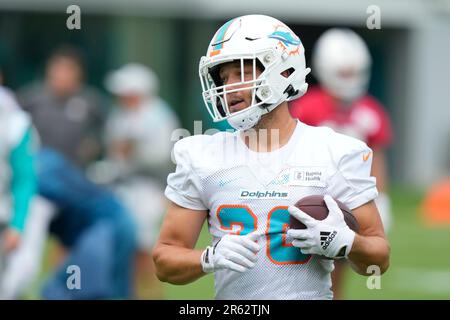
left=9, top=127, right=37, bottom=233
left=164, top=139, right=207, bottom=211
left=327, top=140, right=378, bottom=210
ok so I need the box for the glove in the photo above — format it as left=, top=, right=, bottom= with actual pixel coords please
left=287, top=195, right=356, bottom=259
left=201, top=233, right=260, bottom=273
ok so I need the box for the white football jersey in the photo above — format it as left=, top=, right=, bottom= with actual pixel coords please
left=165, top=120, right=378, bottom=300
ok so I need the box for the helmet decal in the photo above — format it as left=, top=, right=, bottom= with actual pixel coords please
left=210, top=18, right=240, bottom=57
left=268, top=24, right=302, bottom=56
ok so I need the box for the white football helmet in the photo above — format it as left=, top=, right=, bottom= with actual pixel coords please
left=313, top=28, right=372, bottom=102
left=105, top=63, right=159, bottom=97
left=199, top=15, right=310, bottom=131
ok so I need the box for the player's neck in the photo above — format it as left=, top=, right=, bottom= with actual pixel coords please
left=240, top=103, right=297, bottom=153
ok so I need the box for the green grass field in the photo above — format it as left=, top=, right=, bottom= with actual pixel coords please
left=162, top=187, right=450, bottom=300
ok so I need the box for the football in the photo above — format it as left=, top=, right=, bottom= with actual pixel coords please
left=290, top=195, right=360, bottom=232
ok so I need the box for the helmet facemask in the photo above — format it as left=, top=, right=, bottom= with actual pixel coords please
left=200, top=56, right=275, bottom=129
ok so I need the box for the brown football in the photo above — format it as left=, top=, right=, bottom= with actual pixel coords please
left=290, top=195, right=359, bottom=232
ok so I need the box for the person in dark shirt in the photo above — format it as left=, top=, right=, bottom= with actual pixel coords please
left=19, top=45, right=105, bottom=168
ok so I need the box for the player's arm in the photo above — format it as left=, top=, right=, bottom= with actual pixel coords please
left=348, top=200, right=390, bottom=275
left=153, top=201, right=259, bottom=285
left=152, top=201, right=208, bottom=285
left=7, top=126, right=37, bottom=252
left=342, top=142, right=390, bottom=274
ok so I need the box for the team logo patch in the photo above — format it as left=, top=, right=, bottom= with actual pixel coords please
left=239, top=189, right=290, bottom=200
left=268, top=24, right=302, bottom=56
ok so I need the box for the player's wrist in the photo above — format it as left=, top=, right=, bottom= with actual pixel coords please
left=333, top=227, right=355, bottom=259
left=200, top=246, right=214, bottom=273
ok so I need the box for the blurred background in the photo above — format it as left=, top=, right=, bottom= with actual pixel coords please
left=0, top=0, right=449, bottom=299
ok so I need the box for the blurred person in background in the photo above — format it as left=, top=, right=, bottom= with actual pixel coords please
left=37, top=148, right=137, bottom=299
left=10, top=47, right=138, bottom=299
left=289, top=28, right=393, bottom=299
left=89, top=63, right=179, bottom=298
left=18, top=45, right=105, bottom=168
left=0, top=84, right=40, bottom=299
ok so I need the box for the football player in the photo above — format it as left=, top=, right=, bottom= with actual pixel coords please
left=289, top=28, right=393, bottom=299
left=0, top=85, right=39, bottom=298
left=153, top=15, right=390, bottom=299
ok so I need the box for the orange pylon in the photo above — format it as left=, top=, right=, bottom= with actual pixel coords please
left=422, top=177, right=450, bottom=226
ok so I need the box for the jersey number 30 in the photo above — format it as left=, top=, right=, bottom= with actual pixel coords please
left=217, top=205, right=311, bottom=264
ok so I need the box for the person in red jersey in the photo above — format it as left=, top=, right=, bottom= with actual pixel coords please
left=289, top=28, right=393, bottom=299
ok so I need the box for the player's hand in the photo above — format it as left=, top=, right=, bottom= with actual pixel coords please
left=201, top=233, right=260, bottom=273
left=2, top=228, right=21, bottom=253
left=287, top=195, right=355, bottom=259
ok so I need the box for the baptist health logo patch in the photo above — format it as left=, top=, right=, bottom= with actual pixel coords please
left=239, top=189, right=290, bottom=200
left=289, top=167, right=327, bottom=187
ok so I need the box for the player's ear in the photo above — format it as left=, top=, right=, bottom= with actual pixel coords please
left=281, top=69, right=292, bottom=78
